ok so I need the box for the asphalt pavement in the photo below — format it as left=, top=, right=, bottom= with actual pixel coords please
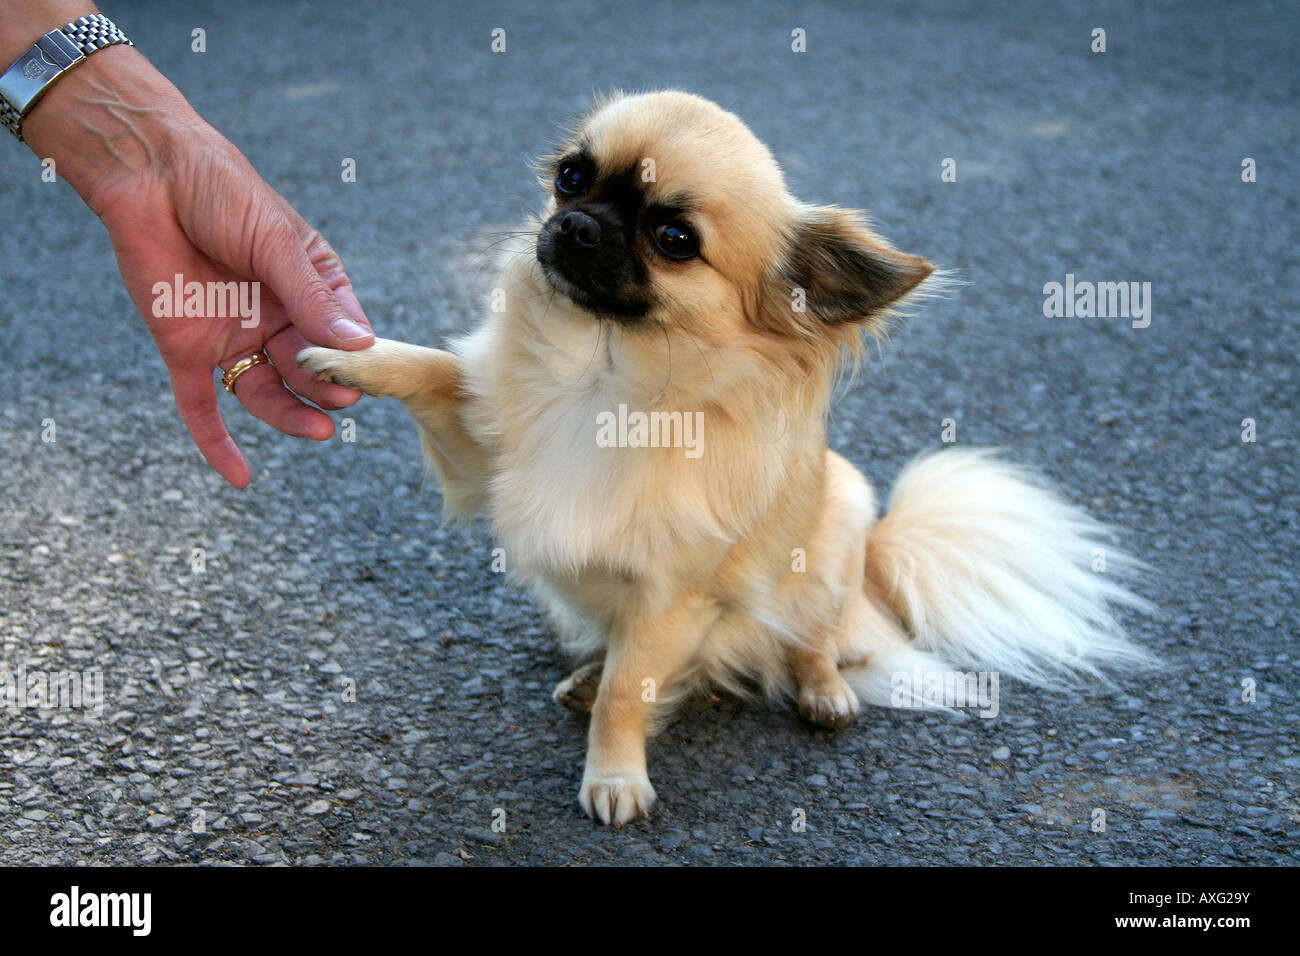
left=0, top=0, right=1295, bottom=865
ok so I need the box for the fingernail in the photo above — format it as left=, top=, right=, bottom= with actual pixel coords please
left=330, top=316, right=372, bottom=342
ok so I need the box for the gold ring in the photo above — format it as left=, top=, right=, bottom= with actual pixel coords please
left=221, top=353, right=270, bottom=394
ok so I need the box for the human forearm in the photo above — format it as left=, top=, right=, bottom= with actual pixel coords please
left=2, top=5, right=200, bottom=211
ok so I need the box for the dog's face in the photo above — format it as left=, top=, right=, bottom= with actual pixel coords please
left=534, top=91, right=934, bottom=356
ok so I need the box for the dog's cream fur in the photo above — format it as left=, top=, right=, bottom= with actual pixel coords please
left=298, top=91, right=1155, bottom=825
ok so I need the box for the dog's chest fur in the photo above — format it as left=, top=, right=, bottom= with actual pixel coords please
left=453, top=278, right=794, bottom=620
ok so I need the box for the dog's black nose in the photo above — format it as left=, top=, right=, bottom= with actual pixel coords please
left=558, top=210, right=601, bottom=246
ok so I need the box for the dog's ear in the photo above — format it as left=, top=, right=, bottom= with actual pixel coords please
left=780, top=208, right=934, bottom=325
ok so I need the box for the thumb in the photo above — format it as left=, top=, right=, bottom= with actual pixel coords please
left=252, top=209, right=374, bottom=351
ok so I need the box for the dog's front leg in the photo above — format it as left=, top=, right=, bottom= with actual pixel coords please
left=297, top=338, right=490, bottom=515
left=580, top=595, right=714, bottom=825
left=297, top=337, right=459, bottom=401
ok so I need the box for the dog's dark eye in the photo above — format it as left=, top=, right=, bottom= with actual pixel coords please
left=653, top=222, right=699, bottom=260
left=556, top=162, right=591, bottom=197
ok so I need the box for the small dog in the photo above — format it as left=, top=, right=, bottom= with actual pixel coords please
left=299, top=91, right=1154, bottom=825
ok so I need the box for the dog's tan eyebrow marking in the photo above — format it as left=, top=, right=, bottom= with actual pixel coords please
left=570, top=140, right=595, bottom=165
left=554, top=148, right=593, bottom=170
left=646, top=195, right=694, bottom=218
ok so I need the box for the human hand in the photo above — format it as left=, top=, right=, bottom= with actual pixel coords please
left=20, top=42, right=373, bottom=488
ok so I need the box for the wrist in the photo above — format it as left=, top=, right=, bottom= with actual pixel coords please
left=0, top=2, right=102, bottom=66
left=19, top=43, right=202, bottom=214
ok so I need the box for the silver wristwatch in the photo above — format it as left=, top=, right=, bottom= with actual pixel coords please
left=0, top=14, right=133, bottom=142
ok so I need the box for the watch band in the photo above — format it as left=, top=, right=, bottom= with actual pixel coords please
left=0, top=14, right=133, bottom=142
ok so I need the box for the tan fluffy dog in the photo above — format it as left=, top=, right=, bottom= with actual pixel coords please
left=299, top=91, right=1153, bottom=825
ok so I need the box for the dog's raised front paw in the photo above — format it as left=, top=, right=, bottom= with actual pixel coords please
left=579, top=769, right=656, bottom=826
left=798, top=672, right=860, bottom=730
left=552, top=661, right=603, bottom=715
left=296, top=346, right=347, bottom=384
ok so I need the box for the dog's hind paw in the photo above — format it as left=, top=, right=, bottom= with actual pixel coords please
left=797, top=672, right=860, bottom=730
left=552, top=661, right=603, bottom=716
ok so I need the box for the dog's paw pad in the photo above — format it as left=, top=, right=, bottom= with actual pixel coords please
left=579, top=771, right=656, bottom=826
left=552, top=662, right=603, bottom=716
left=798, top=675, right=860, bottom=731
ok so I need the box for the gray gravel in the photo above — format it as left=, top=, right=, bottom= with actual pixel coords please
left=0, top=0, right=1296, bottom=865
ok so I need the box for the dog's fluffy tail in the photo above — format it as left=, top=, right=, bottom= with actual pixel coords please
left=863, top=448, right=1158, bottom=689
